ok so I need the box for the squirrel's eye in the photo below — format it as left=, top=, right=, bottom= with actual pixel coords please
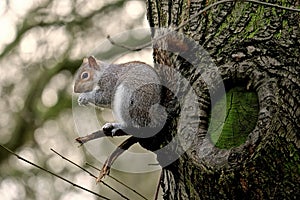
left=81, top=72, right=89, bottom=80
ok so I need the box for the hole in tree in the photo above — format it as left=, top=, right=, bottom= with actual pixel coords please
left=209, top=85, right=259, bottom=149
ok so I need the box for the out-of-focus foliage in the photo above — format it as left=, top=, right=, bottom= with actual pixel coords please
left=0, top=0, right=160, bottom=199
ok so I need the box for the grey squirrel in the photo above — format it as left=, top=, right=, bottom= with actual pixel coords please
left=74, top=56, right=166, bottom=134
left=74, top=56, right=167, bottom=181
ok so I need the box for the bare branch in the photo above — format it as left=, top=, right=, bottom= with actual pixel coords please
left=75, top=130, right=105, bottom=145
left=0, top=144, right=110, bottom=200
left=86, top=162, right=149, bottom=200
left=176, top=0, right=300, bottom=32
left=247, top=0, right=300, bottom=12
left=75, top=128, right=129, bottom=145
left=50, top=148, right=130, bottom=200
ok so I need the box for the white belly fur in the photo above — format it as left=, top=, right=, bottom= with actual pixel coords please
left=112, top=84, right=126, bottom=125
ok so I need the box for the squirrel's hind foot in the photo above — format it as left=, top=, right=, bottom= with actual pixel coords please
left=96, top=164, right=110, bottom=183
left=102, top=123, right=123, bottom=136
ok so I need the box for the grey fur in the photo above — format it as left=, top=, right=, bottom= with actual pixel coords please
left=76, top=59, right=167, bottom=136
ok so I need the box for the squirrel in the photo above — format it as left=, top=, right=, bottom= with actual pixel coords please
left=74, top=56, right=166, bottom=134
left=74, top=56, right=167, bottom=181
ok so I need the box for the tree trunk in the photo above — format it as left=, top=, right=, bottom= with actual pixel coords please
left=144, top=0, right=300, bottom=199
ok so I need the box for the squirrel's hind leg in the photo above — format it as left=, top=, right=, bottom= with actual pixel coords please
left=96, top=136, right=139, bottom=182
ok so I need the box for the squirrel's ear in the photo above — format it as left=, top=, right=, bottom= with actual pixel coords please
left=88, top=56, right=100, bottom=70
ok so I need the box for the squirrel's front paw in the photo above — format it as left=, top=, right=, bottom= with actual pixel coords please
left=78, top=93, right=90, bottom=106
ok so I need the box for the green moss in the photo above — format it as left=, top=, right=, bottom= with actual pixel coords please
left=272, top=7, right=277, bottom=16
left=282, top=20, right=288, bottom=29
left=243, top=4, right=270, bottom=39
left=284, top=143, right=300, bottom=175
left=209, top=87, right=259, bottom=149
left=274, top=31, right=282, bottom=39
left=215, top=2, right=251, bottom=37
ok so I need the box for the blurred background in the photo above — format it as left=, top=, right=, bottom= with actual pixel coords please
left=0, top=0, right=161, bottom=199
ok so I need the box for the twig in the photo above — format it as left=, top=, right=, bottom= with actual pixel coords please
left=0, top=144, right=110, bottom=200
left=106, top=0, right=300, bottom=51
left=86, top=162, right=149, bottom=200
left=76, top=130, right=105, bottom=145
left=176, top=0, right=300, bottom=32
left=247, top=0, right=300, bottom=12
left=86, top=162, right=101, bottom=170
left=50, top=148, right=130, bottom=200
left=108, top=175, right=149, bottom=200
left=76, top=128, right=130, bottom=145
left=175, top=0, right=233, bottom=32
left=51, top=148, right=95, bottom=177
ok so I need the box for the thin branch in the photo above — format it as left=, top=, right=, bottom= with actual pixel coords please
left=75, top=130, right=105, bottom=145
left=106, top=0, right=300, bottom=51
left=51, top=148, right=95, bottom=177
left=108, top=175, right=149, bottom=200
left=86, top=162, right=149, bottom=200
left=76, top=128, right=129, bottom=145
left=50, top=148, right=130, bottom=200
left=247, top=0, right=300, bottom=12
left=175, top=0, right=234, bottom=32
left=0, top=144, right=110, bottom=200
left=86, top=162, right=101, bottom=170
left=176, top=0, right=300, bottom=32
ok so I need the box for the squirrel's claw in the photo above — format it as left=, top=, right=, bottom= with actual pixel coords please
left=95, top=136, right=138, bottom=183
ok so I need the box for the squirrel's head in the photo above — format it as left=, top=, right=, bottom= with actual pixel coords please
left=74, top=56, right=101, bottom=93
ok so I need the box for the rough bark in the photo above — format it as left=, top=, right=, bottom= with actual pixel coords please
left=144, top=0, right=300, bottom=199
